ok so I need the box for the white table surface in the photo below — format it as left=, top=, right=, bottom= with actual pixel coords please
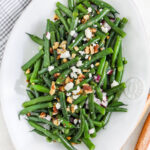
left=0, top=0, right=150, bottom=150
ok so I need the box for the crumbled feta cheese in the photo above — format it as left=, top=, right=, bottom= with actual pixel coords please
left=91, top=64, right=94, bottom=68
left=48, top=66, right=54, bottom=72
left=89, top=128, right=95, bottom=134
left=46, top=32, right=50, bottom=40
left=101, top=26, right=109, bottom=33
left=74, top=105, right=78, bottom=110
left=101, top=100, right=108, bottom=108
left=70, top=72, right=78, bottom=78
left=92, top=43, right=96, bottom=47
left=56, top=103, right=61, bottom=109
left=102, top=92, right=107, bottom=101
left=78, top=119, right=81, bottom=123
left=100, top=23, right=103, bottom=26
left=72, top=95, right=80, bottom=99
left=85, top=28, right=92, bottom=39
left=79, top=51, right=85, bottom=55
left=88, top=7, right=92, bottom=13
left=93, top=24, right=97, bottom=27
left=60, top=51, right=70, bottom=59
left=85, top=55, right=89, bottom=59
left=72, top=86, right=81, bottom=95
left=83, top=38, right=87, bottom=41
left=71, top=66, right=82, bottom=74
left=74, top=119, right=78, bottom=124
left=70, top=30, right=76, bottom=36
left=76, top=60, right=83, bottom=67
left=65, top=82, right=74, bottom=91
left=99, top=8, right=103, bottom=12
left=111, top=80, right=119, bottom=88
left=78, top=20, right=81, bottom=23
left=66, top=93, right=71, bottom=96
left=45, top=115, right=51, bottom=121
left=89, top=73, right=92, bottom=78
left=101, top=22, right=111, bottom=33
left=73, top=40, right=75, bottom=43
left=94, top=96, right=101, bottom=105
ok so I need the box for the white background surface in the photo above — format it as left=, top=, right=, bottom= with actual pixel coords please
left=0, top=0, right=150, bottom=150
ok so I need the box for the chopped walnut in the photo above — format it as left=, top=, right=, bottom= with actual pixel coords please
left=95, top=62, right=100, bottom=67
left=52, top=118, right=60, bottom=126
left=83, top=69, right=90, bottom=73
left=60, top=41, right=67, bottom=50
left=53, top=104, right=58, bottom=115
left=66, top=106, right=70, bottom=112
left=66, top=137, right=72, bottom=140
left=25, top=69, right=30, bottom=74
left=90, top=45, right=94, bottom=54
left=75, top=79, right=80, bottom=85
left=83, top=84, right=93, bottom=94
left=49, top=47, right=53, bottom=54
left=88, top=56, right=91, bottom=61
left=67, top=97, right=73, bottom=104
left=94, top=44, right=99, bottom=53
left=57, top=49, right=65, bottom=54
left=85, top=46, right=90, bottom=54
left=54, top=73, right=60, bottom=78
left=72, top=53, right=76, bottom=58
left=74, top=46, right=79, bottom=51
left=27, top=113, right=31, bottom=117
left=100, top=47, right=105, bottom=51
left=57, top=54, right=61, bottom=60
left=107, top=36, right=110, bottom=39
left=78, top=74, right=85, bottom=81
left=54, top=14, right=59, bottom=21
left=49, top=81, right=56, bottom=95
left=63, top=58, right=68, bottom=63
left=39, top=112, right=46, bottom=118
left=59, top=86, right=65, bottom=92
left=71, top=104, right=75, bottom=113
left=65, top=77, right=71, bottom=84
left=83, top=15, right=90, bottom=21
left=90, top=28, right=97, bottom=33
left=53, top=42, right=59, bottom=50
left=96, top=10, right=100, bottom=14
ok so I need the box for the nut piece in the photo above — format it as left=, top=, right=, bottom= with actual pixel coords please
left=83, top=84, right=93, bottom=94
left=53, top=42, right=59, bottom=50
left=95, top=62, right=100, bottom=67
left=66, top=106, right=70, bottom=112
left=65, top=77, right=71, bottom=84
left=85, top=46, right=90, bottom=54
left=60, top=41, right=67, bottom=50
left=49, top=81, right=56, bottom=95
left=57, top=54, right=61, bottom=60
left=100, top=47, right=105, bottom=51
left=94, top=44, right=99, bottom=53
left=90, top=28, right=97, bottom=33
left=107, top=36, right=110, bottom=39
left=27, top=113, right=31, bottom=117
left=83, top=15, right=90, bottom=21
left=88, top=56, right=91, bottom=61
left=83, top=69, right=90, bottom=73
left=25, top=69, right=30, bottom=74
left=53, top=104, right=58, bottom=115
left=54, top=14, right=59, bottom=21
left=90, top=45, right=94, bottom=54
left=49, top=47, right=53, bottom=54
left=75, top=79, right=80, bottom=85
left=40, top=112, right=46, bottom=118
left=54, top=73, right=60, bottom=78
left=66, top=137, right=72, bottom=140
left=74, top=46, right=79, bottom=51
left=67, top=97, right=73, bottom=104
left=72, top=53, right=76, bottom=58
left=63, top=58, right=68, bottom=63
left=59, top=86, right=65, bottom=92
left=96, top=10, right=100, bottom=14
left=53, top=118, right=60, bottom=126
left=78, top=74, right=85, bottom=81
left=71, top=104, right=75, bottom=113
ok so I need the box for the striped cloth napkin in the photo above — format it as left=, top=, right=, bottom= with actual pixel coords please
left=0, top=0, right=31, bottom=63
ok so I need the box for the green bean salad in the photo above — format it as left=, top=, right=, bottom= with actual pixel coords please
left=20, top=0, right=128, bottom=149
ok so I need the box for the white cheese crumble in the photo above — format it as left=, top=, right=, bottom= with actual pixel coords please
left=79, top=51, right=85, bottom=56
left=48, top=65, right=54, bottom=72
left=56, top=103, right=61, bottom=109
left=88, top=7, right=92, bottom=13
left=66, top=93, right=71, bottom=96
left=74, top=119, right=78, bottom=125
left=85, top=28, right=92, bottom=39
left=85, top=55, right=89, bottom=59
left=102, top=92, right=107, bottom=101
left=101, top=100, right=108, bottom=108
left=60, top=51, right=70, bottom=59
left=83, top=38, right=87, bottom=41
left=45, top=115, right=51, bottom=121
left=91, top=64, right=94, bottom=68
left=89, top=73, right=92, bottom=78
left=89, top=128, right=95, bottom=134
left=94, top=96, right=101, bottom=105
left=46, top=32, right=50, bottom=40
left=70, top=72, right=78, bottom=79
left=71, top=66, right=82, bottom=74
left=111, top=80, right=119, bottom=88
left=65, top=82, right=74, bottom=91
left=73, top=95, right=80, bottom=99
left=70, top=30, right=78, bottom=38
left=72, top=86, right=81, bottom=95
left=99, top=8, right=103, bottom=12
left=101, top=22, right=111, bottom=33
left=76, top=60, right=83, bottom=67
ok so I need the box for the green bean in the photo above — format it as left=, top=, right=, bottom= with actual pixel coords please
left=19, top=102, right=52, bottom=115
left=49, top=57, right=79, bottom=75
left=28, top=120, right=59, bottom=141
left=89, top=0, right=118, bottom=14
left=112, top=88, right=124, bottom=102
left=43, top=75, right=51, bottom=88
left=104, top=16, right=126, bottom=38
left=59, top=25, right=65, bottom=41
left=99, top=61, right=108, bottom=87
left=26, top=33, right=44, bottom=45
left=21, top=50, right=44, bottom=71
left=97, top=57, right=106, bottom=76
left=23, top=95, right=54, bottom=107
left=95, top=87, right=103, bottom=101
left=56, top=133, right=77, bottom=150
left=58, top=117, right=75, bottom=129
left=68, top=0, right=74, bottom=10
left=38, top=68, right=48, bottom=75
left=34, top=89, right=40, bottom=98
left=94, top=103, right=106, bottom=115
left=107, top=95, right=115, bottom=103
left=109, top=101, right=126, bottom=107
left=26, top=90, right=35, bottom=100
left=67, top=18, right=72, bottom=27
left=96, top=114, right=103, bottom=121
left=56, top=2, right=73, bottom=17
left=72, top=109, right=85, bottom=141
left=68, top=31, right=84, bottom=50
left=32, top=129, right=46, bottom=137
left=119, top=17, right=128, bottom=29
left=76, top=4, right=88, bottom=14
left=73, top=95, right=87, bottom=105
left=84, top=119, right=90, bottom=139
left=78, top=36, right=100, bottom=51
left=103, top=75, right=107, bottom=90
left=82, top=48, right=113, bottom=68
left=106, top=82, right=126, bottom=96
left=109, top=68, right=116, bottom=84
left=59, top=92, right=69, bottom=121
left=32, top=84, right=49, bottom=93
left=106, top=107, right=127, bottom=112
left=56, top=69, right=71, bottom=85
left=55, top=9, right=69, bottom=32
left=88, top=93, right=96, bottom=120
left=30, top=59, right=41, bottom=83
left=77, top=8, right=110, bottom=32
left=82, top=138, right=95, bottom=150
left=92, top=120, right=104, bottom=127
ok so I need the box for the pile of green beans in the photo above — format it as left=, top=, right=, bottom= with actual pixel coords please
left=20, top=0, right=128, bottom=150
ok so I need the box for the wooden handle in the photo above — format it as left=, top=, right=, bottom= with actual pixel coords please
left=135, top=113, right=150, bottom=150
